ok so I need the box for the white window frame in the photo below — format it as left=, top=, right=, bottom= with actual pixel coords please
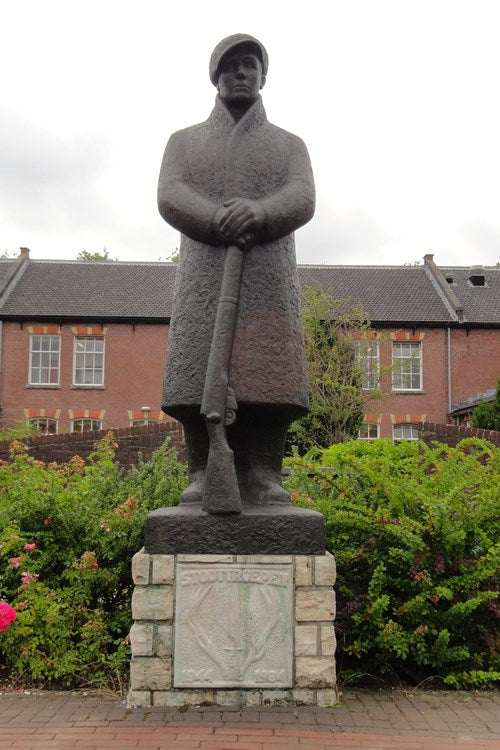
left=28, top=417, right=58, bottom=435
left=71, top=418, right=103, bottom=433
left=73, top=336, right=105, bottom=386
left=392, top=341, right=422, bottom=391
left=28, top=334, right=60, bottom=385
left=354, top=340, right=380, bottom=391
left=393, top=423, right=420, bottom=441
left=358, top=422, right=380, bottom=441
left=130, top=418, right=160, bottom=427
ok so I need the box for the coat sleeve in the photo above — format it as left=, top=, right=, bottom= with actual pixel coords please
left=259, top=134, right=315, bottom=242
left=157, top=130, right=220, bottom=245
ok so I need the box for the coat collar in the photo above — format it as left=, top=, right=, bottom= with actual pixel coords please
left=208, top=94, right=268, bottom=136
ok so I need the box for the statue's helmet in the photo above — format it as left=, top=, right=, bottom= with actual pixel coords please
left=209, top=33, right=268, bottom=86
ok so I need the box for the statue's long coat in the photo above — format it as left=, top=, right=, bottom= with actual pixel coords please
left=158, top=95, right=314, bottom=418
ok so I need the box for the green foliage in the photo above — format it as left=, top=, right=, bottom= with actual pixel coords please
left=472, top=379, right=500, bottom=431
left=0, top=434, right=187, bottom=689
left=0, top=420, right=39, bottom=442
left=1, top=430, right=497, bottom=691
left=76, top=249, right=117, bottom=261
left=284, top=437, right=500, bottom=688
left=286, top=288, right=386, bottom=453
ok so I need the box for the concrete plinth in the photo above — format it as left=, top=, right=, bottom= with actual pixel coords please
left=145, top=504, right=325, bottom=555
left=128, top=550, right=337, bottom=708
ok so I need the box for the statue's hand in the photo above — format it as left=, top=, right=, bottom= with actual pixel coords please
left=215, top=198, right=265, bottom=242
left=233, top=233, right=254, bottom=251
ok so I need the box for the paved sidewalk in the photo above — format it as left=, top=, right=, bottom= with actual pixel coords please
left=0, top=688, right=498, bottom=749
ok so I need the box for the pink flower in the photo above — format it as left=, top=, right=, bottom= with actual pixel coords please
left=11, top=556, right=25, bottom=569
left=0, top=602, right=17, bottom=632
left=23, top=543, right=37, bottom=551
left=20, top=571, right=39, bottom=587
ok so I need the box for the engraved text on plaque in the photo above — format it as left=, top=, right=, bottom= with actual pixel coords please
left=174, top=563, right=293, bottom=688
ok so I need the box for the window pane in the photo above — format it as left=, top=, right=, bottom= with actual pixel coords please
left=392, top=342, right=422, bottom=391
left=358, top=422, right=379, bottom=440
left=29, top=335, right=60, bottom=385
left=29, top=418, right=57, bottom=435
left=72, top=418, right=102, bottom=433
left=73, top=337, right=105, bottom=386
left=394, top=423, right=419, bottom=441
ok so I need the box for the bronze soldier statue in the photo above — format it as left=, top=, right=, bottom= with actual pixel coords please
left=158, top=33, right=315, bottom=514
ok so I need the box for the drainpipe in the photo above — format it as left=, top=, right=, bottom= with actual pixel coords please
left=447, top=326, right=452, bottom=419
left=0, top=320, right=3, bottom=417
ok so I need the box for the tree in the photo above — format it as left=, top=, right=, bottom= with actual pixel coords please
left=76, top=249, right=117, bottom=262
left=159, top=248, right=180, bottom=263
left=286, top=287, right=386, bottom=453
left=471, top=379, right=500, bottom=431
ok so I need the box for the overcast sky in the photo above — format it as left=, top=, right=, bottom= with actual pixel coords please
left=1, top=0, right=499, bottom=268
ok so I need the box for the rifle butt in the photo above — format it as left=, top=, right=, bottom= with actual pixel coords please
left=202, top=421, right=243, bottom=514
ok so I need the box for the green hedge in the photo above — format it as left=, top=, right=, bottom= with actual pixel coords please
left=0, top=433, right=498, bottom=689
left=284, top=437, right=499, bottom=688
left=0, top=434, right=186, bottom=689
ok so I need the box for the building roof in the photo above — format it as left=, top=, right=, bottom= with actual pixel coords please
left=0, top=256, right=498, bottom=326
left=450, top=387, right=496, bottom=417
left=0, top=260, right=177, bottom=321
left=0, top=260, right=17, bottom=291
left=299, top=265, right=454, bottom=324
left=440, top=267, right=500, bottom=325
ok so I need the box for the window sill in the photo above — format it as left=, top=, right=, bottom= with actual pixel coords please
left=392, top=389, right=424, bottom=394
left=26, top=384, right=61, bottom=389
left=71, top=385, right=106, bottom=390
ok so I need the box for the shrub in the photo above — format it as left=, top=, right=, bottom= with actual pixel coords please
left=0, top=433, right=187, bottom=689
left=284, top=438, right=499, bottom=688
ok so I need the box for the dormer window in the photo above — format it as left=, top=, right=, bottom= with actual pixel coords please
left=468, top=266, right=486, bottom=287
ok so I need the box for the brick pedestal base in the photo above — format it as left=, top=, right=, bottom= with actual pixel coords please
left=128, top=550, right=337, bottom=708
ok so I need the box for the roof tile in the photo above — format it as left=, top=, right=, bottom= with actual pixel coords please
left=0, top=259, right=498, bottom=326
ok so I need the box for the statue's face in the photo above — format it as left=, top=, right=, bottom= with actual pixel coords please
left=217, top=44, right=265, bottom=106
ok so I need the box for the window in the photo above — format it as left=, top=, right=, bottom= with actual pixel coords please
left=71, top=418, right=103, bottom=433
left=393, top=423, right=419, bottom=441
left=29, top=335, right=60, bottom=385
left=358, top=423, right=379, bottom=441
left=130, top=419, right=160, bottom=427
left=28, top=417, right=58, bottom=435
left=73, top=336, right=105, bottom=386
left=392, top=342, right=422, bottom=391
left=354, top=340, right=380, bottom=390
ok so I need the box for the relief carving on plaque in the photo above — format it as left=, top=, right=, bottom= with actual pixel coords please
left=174, top=564, right=293, bottom=688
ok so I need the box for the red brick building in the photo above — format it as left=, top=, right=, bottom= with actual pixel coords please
left=0, top=250, right=498, bottom=440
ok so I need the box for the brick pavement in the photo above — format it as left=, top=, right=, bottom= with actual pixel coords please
left=0, top=688, right=498, bottom=750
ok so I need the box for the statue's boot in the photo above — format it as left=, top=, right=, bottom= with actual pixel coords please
left=179, top=418, right=208, bottom=504
left=231, top=410, right=291, bottom=507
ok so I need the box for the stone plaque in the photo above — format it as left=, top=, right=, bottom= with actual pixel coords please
left=174, top=562, right=293, bottom=688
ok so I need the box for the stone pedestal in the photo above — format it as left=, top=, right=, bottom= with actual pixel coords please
left=145, top=505, right=325, bottom=555
left=128, top=550, right=337, bottom=708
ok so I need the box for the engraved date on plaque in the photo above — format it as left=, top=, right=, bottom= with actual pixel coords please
left=174, top=563, right=293, bottom=688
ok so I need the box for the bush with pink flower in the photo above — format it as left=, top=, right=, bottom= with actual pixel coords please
left=0, top=433, right=186, bottom=688
left=0, top=602, right=16, bottom=632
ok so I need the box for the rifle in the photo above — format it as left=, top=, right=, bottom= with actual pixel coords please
left=200, top=244, right=245, bottom=514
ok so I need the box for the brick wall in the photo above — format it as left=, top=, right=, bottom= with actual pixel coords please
left=363, top=328, right=449, bottom=438
left=418, top=421, right=500, bottom=448
left=0, top=421, right=185, bottom=466
left=0, top=320, right=170, bottom=432
left=450, top=328, right=500, bottom=404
